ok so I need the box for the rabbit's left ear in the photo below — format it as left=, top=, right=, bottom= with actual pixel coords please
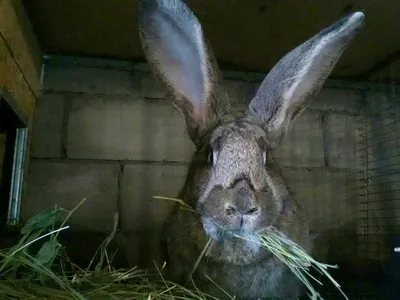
left=248, top=12, right=365, bottom=144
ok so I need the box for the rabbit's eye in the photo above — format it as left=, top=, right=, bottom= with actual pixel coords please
left=207, top=147, right=214, bottom=165
left=207, top=146, right=218, bottom=166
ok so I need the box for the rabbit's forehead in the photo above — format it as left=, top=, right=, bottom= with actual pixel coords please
left=210, top=120, right=267, bottom=148
left=210, top=121, right=269, bottom=190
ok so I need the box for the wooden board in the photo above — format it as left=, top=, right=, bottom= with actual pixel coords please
left=0, top=37, right=36, bottom=119
left=23, top=0, right=400, bottom=80
left=0, top=0, right=42, bottom=99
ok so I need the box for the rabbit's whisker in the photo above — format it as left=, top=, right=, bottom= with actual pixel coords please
left=186, top=237, right=213, bottom=285
left=169, top=220, right=201, bottom=244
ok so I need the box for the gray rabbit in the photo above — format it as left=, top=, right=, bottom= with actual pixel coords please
left=138, top=0, right=365, bottom=299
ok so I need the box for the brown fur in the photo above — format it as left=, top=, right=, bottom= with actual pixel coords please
left=137, top=1, right=365, bottom=298
left=163, top=118, right=311, bottom=299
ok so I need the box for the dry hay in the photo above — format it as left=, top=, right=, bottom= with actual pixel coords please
left=0, top=197, right=347, bottom=300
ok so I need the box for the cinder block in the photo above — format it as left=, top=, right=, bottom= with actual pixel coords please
left=132, top=62, right=150, bottom=72
left=272, top=110, right=324, bottom=168
left=281, top=168, right=357, bottom=230
left=136, top=72, right=166, bottom=99
left=222, top=79, right=259, bottom=105
left=365, top=91, right=399, bottom=119
left=66, top=95, right=196, bottom=161
left=231, top=104, right=248, bottom=117
left=281, top=167, right=359, bottom=261
left=310, top=87, right=363, bottom=114
left=22, top=161, right=119, bottom=233
left=325, top=113, right=363, bottom=169
left=367, top=116, right=399, bottom=170
left=30, top=93, right=65, bottom=158
left=43, top=64, right=141, bottom=97
left=222, top=70, right=261, bottom=82
left=365, top=92, right=384, bottom=118
left=120, top=163, right=189, bottom=268
left=140, top=73, right=259, bottom=102
left=134, top=67, right=261, bottom=102
left=120, top=163, right=188, bottom=232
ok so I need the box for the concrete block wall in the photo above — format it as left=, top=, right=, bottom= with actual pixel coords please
left=23, top=55, right=366, bottom=266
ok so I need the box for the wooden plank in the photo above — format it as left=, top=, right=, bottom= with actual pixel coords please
left=23, top=0, right=400, bottom=81
left=0, top=0, right=42, bottom=98
left=0, top=37, right=36, bottom=119
left=10, top=0, right=42, bottom=74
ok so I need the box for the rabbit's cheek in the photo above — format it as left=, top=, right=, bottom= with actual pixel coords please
left=201, top=217, right=221, bottom=241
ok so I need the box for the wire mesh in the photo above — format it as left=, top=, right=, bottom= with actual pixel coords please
left=300, top=76, right=400, bottom=298
left=326, top=75, right=400, bottom=299
left=357, top=86, right=400, bottom=264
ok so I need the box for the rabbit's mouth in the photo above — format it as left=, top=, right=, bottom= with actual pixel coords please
left=198, top=199, right=269, bottom=240
left=201, top=216, right=257, bottom=238
left=201, top=216, right=262, bottom=253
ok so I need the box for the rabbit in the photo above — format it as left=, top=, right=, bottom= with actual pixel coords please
left=138, top=0, right=365, bottom=299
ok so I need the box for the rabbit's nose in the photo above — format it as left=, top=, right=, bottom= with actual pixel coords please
left=225, top=204, right=260, bottom=229
left=233, top=184, right=257, bottom=212
left=225, top=205, right=237, bottom=216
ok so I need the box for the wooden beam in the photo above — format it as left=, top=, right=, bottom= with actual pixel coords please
left=0, top=37, right=36, bottom=118
left=0, top=0, right=42, bottom=99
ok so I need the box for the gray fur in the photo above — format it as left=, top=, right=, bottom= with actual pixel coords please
left=138, top=0, right=365, bottom=298
left=248, top=12, right=365, bottom=143
left=138, top=0, right=230, bottom=147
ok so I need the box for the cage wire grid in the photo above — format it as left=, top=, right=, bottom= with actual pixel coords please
left=292, top=71, right=400, bottom=299
left=357, top=77, right=400, bottom=264
left=307, top=107, right=380, bottom=299
left=336, top=71, right=400, bottom=299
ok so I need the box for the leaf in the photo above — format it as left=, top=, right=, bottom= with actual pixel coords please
left=24, top=228, right=47, bottom=246
left=21, top=207, right=65, bottom=236
left=34, top=239, right=63, bottom=285
left=35, top=239, right=62, bottom=268
left=0, top=227, right=47, bottom=272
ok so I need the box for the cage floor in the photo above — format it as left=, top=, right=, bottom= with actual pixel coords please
left=299, top=263, right=398, bottom=300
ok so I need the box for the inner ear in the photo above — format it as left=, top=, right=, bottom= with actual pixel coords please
left=256, top=137, right=268, bottom=165
left=211, top=136, right=222, bottom=153
left=207, top=135, right=223, bottom=164
left=207, top=145, right=214, bottom=165
left=138, top=0, right=231, bottom=146
left=256, top=137, right=267, bottom=153
left=247, top=12, right=365, bottom=143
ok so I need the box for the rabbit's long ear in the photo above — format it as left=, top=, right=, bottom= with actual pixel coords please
left=138, top=0, right=230, bottom=146
left=248, top=12, right=365, bottom=144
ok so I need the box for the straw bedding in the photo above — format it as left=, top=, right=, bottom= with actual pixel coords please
left=0, top=197, right=347, bottom=300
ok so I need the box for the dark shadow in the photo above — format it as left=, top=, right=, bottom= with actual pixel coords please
left=0, top=87, right=29, bottom=229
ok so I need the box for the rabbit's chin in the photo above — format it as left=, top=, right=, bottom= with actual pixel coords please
left=201, top=217, right=262, bottom=254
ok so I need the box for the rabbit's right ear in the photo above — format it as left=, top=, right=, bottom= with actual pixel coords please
left=138, top=0, right=230, bottom=147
